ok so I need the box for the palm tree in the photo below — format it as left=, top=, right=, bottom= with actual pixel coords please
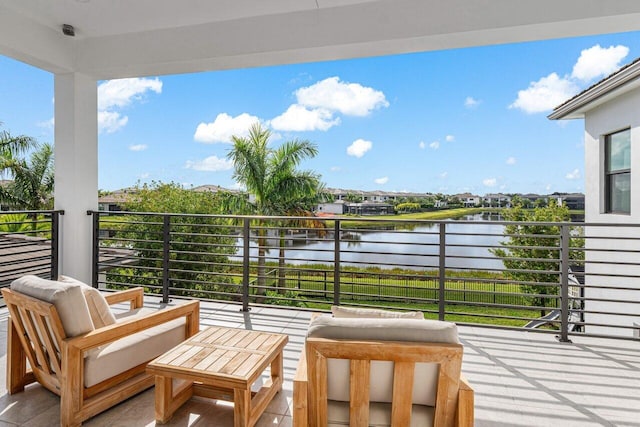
left=0, top=122, right=37, bottom=160
left=226, top=123, right=326, bottom=297
left=0, top=143, right=54, bottom=215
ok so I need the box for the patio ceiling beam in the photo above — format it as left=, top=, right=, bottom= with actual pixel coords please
left=0, top=5, right=74, bottom=74
left=66, top=0, right=640, bottom=79
left=5, top=1, right=640, bottom=80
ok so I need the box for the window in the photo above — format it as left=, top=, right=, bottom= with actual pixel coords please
left=605, top=129, right=630, bottom=214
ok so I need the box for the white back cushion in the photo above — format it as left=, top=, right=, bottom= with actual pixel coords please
left=11, top=275, right=94, bottom=337
left=59, top=276, right=117, bottom=329
left=331, top=305, right=424, bottom=320
left=307, top=316, right=459, bottom=406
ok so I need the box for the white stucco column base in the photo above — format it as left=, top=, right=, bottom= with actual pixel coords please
left=54, top=73, right=98, bottom=284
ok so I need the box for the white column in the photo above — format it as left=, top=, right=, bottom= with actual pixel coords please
left=54, top=73, right=98, bottom=283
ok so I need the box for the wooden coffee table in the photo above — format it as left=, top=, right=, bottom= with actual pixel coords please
left=146, top=326, right=288, bottom=427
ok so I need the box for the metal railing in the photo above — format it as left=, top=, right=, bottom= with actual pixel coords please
left=84, top=210, right=639, bottom=340
left=0, top=210, right=62, bottom=292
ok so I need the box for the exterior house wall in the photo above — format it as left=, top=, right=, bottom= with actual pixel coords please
left=584, top=87, right=640, bottom=337
left=317, top=202, right=345, bottom=214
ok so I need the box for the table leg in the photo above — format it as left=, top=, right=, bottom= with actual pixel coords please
left=234, top=387, right=252, bottom=427
left=270, top=350, right=284, bottom=393
left=155, top=375, right=174, bottom=424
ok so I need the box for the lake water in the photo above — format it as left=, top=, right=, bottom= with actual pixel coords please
left=244, top=213, right=507, bottom=271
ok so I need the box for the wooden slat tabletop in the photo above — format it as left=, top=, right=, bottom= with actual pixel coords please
left=147, top=326, right=288, bottom=387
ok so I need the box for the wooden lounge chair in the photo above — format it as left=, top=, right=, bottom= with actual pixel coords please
left=293, top=308, right=474, bottom=427
left=2, top=275, right=199, bottom=426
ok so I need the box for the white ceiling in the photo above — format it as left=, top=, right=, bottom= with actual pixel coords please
left=2, top=0, right=640, bottom=80
left=1, top=0, right=378, bottom=39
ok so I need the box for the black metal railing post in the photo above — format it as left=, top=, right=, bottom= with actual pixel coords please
left=162, top=214, right=171, bottom=304
left=333, top=220, right=341, bottom=306
left=50, top=210, right=61, bottom=280
left=241, top=218, right=250, bottom=311
left=90, top=211, right=100, bottom=288
left=559, top=224, right=571, bottom=342
left=438, top=223, right=446, bottom=321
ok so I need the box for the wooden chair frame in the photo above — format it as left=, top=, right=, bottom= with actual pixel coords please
left=293, top=337, right=474, bottom=427
left=2, top=287, right=200, bottom=427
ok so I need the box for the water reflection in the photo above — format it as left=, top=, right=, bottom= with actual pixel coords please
left=241, top=213, right=507, bottom=271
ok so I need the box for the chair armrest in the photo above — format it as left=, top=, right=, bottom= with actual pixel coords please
left=293, top=344, right=308, bottom=427
left=64, top=299, right=199, bottom=352
left=456, top=375, right=474, bottom=427
left=104, top=287, right=144, bottom=309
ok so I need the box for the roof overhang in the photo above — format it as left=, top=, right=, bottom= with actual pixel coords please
left=3, top=1, right=640, bottom=80
left=548, top=59, right=640, bottom=120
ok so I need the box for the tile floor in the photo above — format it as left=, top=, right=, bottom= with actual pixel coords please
left=1, top=299, right=639, bottom=426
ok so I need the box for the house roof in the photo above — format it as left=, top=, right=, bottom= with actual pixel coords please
left=0, top=234, right=136, bottom=287
left=192, top=185, right=242, bottom=194
left=548, top=57, right=640, bottom=120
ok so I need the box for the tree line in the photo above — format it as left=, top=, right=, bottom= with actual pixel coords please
left=2, top=120, right=583, bottom=319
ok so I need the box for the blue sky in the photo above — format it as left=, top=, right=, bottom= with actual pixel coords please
left=2, top=31, right=640, bottom=195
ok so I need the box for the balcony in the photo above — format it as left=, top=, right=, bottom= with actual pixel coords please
left=1, top=299, right=639, bottom=426
left=1, top=211, right=639, bottom=426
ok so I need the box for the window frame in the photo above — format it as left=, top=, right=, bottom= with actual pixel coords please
left=604, top=128, right=631, bottom=214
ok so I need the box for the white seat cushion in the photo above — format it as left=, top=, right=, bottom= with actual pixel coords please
left=84, top=307, right=186, bottom=388
left=327, top=400, right=434, bottom=427
left=11, top=275, right=94, bottom=337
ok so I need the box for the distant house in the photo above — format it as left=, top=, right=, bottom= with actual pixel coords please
left=456, top=193, right=481, bottom=207
left=483, top=193, right=511, bottom=208
left=98, top=185, right=243, bottom=212
left=98, top=188, right=136, bottom=212
left=345, top=201, right=394, bottom=216
left=549, top=57, right=640, bottom=337
left=434, top=199, right=448, bottom=209
left=192, top=184, right=242, bottom=196
left=316, top=200, right=347, bottom=215
left=551, top=193, right=585, bottom=210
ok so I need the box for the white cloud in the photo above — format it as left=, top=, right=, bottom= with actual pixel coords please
left=429, top=141, right=440, bottom=150
left=566, top=169, right=581, bottom=180
left=98, top=77, right=162, bottom=110
left=571, top=44, right=629, bottom=82
left=509, top=73, right=579, bottom=114
left=464, top=97, right=480, bottom=108
left=230, top=182, right=245, bottom=190
left=37, top=117, right=55, bottom=132
left=295, top=76, right=389, bottom=116
left=97, top=77, right=162, bottom=134
left=129, top=144, right=147, bottom=152
left=545, top=184, right=553, bottom=191
left=270, top=104, right=340, bottom=131
left=98, top=111, right=128, bottom=134
left=194, top=113, right=260, bottom=143
left=510, top=44, right=630, bottom=115
left=139, top=172, right=150, bottom=179
left=483, top=178, right=497, bottom=187
left=347, top=139, right=372, bottom=158
left=185, top=155, right=233, bottom=172
left=330, top=166, right=341, bottom=172
left=439, top=172, right=448, bottom=179
left=445, top=135, right=455, bottom=142
left=418, top=141, right=426, bottom=149
left=374, top=176, right=389, bottom=185
left=506, top=157, right=517, bottom=165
